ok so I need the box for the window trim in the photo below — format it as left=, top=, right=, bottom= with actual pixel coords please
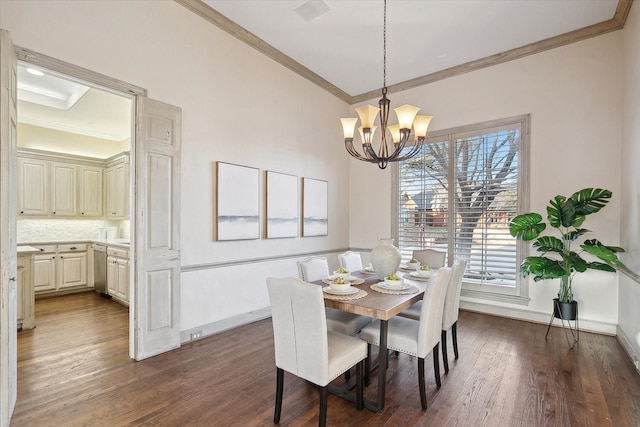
left=392, top=114, right=531, bottom=305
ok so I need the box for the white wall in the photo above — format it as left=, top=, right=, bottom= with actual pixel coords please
left=619, top=0, right=640, bottom=367
left=349, top=32, right=625, bottom=333
left=0, top=1, right=351, bottom=335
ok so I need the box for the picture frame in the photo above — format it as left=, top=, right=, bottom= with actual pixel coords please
left=215, top=162, right=260, bottom=241
left=265, top=171, right=298, bottom=239
left=302, top=177, right=328, bottom=237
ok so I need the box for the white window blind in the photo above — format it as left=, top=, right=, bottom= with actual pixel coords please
left=396, top=116, right=529, bottom=298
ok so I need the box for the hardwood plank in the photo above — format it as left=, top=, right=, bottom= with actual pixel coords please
left=11, top=292, right=640, bottom=426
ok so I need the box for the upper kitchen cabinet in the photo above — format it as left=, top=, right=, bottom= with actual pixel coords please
left=79, top=165, right=103, bottom=217
left=50, top=162, right=77, bottom=216
left=105, top=153, right=130, bottom=219
left=16, top=148, right=117, bottom=218
left=17, top=157, right=48, bottom=215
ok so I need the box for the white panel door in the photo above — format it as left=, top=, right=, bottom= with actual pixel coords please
left=134, top=96, right=181, bottom=360
left=0, top=29, right=18, bottom=426
left=79, top=166, right=103, bottom=217
left=17, top=157, right=47, bottom=215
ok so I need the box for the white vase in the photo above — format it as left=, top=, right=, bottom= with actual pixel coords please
left=370, top=238, right=401, bottom=279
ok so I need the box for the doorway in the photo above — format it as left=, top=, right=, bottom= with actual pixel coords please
left=16, top=59, right=135, bottom=350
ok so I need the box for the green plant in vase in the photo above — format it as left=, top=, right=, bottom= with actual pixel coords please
left=509, top=188, right=626, bottom=304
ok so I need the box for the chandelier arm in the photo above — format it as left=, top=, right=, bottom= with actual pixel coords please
left=393, top=138, right=426, bottom=162
left=345, top=140, right=374, bottom=162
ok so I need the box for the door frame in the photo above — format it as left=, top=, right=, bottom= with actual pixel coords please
left=15, top=46, right=147, bottom=358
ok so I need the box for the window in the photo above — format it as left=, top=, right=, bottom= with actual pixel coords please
left=394, top=115, right=530, bottom=303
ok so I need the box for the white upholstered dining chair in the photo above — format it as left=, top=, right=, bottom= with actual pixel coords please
left=411, top=248, right=446, bottom=269
left=360, top=267, right=452, bottom=410
left=338, top=251, right=363, bottom=273
left=398, top=260, right=466, bottom=374
left=267, top=277, right=366, bottom=426
left=297, top=256, right=371, bottom=337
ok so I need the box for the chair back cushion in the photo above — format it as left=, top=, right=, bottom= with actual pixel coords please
left=412, top=248, right=446, bottom=269
left=417, top=267, right=452, bottom=355
left=338, top=251, right=363, bottom=273
left=267, top=277, right=329, bottom=385
left=297, top=256, right=330, bottom=282
left=442, top=260, right=466, bottom=329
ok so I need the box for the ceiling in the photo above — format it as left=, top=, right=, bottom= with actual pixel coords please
left=188, top=0, right=630, bottom=103
left=15, top=0, right=631, bottom=145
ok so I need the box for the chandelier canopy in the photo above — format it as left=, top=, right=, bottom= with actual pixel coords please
left=340, top=0, right=432, bottom=170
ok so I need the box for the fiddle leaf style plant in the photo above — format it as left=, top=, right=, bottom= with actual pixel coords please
left=509, top=188, right=626, bottom=303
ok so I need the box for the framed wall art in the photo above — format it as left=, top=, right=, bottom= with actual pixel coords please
left=302, top=177, right=328, bottom=237
left=265, top=171, right=298, bottom=239
left=216, top=162, right=260, bottom=241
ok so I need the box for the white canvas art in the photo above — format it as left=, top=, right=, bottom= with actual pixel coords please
left=302, top=178, right=328, bottom=237
left=266, top=171, right=298, bottom=238
left=216, top=162, right=260, bottom=240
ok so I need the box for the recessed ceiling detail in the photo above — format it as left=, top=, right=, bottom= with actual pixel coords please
left=17, top=63, right=90, bottom=110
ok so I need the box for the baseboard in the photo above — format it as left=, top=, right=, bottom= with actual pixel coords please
left=181, top=307, right=272, bottom=343
left=459, top=299, right=617, bottom=335
left=616, top=326, right=640, bottom=375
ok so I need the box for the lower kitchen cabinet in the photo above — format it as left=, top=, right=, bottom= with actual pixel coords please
left=34, top=243, right=90, bottom=296
left=107, top=246, right=129, bottom=305
left=17, top=253, right=35, bottom=329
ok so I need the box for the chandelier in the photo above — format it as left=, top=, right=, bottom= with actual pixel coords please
left=340, top=0, right=432, bottom=170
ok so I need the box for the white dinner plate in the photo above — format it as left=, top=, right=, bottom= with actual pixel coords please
left=378, top=281, right=412, bottom=291
left=326, top=274, right=358, bottom=282
left=410, top=271, right=431, bottom=279
left=323, top=287, right=359, bottom=296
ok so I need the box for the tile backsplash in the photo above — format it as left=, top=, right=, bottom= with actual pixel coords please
left=18, top=219, right=128, bottom=243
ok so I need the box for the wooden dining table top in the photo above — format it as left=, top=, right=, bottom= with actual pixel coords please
left=314, top=271, right=428, bottom=321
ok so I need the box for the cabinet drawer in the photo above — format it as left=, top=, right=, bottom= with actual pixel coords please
left=58, top=243, right=88, bottom=252
left=107, top=247, right=129, bottom=258
left=35, top=245, right=57, bottom=254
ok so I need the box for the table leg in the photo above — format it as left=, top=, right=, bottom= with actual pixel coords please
left=377, top=320, right=388, bottom=412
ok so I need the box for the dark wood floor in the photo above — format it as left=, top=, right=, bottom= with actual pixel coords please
left=11, top=292, right=640, bottom=426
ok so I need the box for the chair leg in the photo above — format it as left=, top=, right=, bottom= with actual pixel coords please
left=433, top=343, right=441, bottom=388
left=452, top=321, right=459, bottom=359
left=364, top=343, right=371, bottom=386
left=275, top=367, right=284, bottom=423
left=441, top=330, right=449, bottom=374
left=356, top=360, right=364, bottom=410
left=418, top=357, right=427, bottom=410
left=319, top=386, right=328, bottom=427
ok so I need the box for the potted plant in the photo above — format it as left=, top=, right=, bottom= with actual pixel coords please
left=509, top=188, right=626, bottom=320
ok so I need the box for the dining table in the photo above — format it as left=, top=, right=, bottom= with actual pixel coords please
left=312, top=268, right=429, bottom=413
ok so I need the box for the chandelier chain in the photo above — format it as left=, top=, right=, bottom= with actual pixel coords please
left=383, top=0, right=387, bottom=89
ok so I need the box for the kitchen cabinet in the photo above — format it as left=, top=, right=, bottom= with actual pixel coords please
left=106, top=157, right=129, bottom=218
left=50, top=162, right=77, bottom=216
left=34, top=244, right=90, bottom=296
left=79, top=165, right=103, bottom=217
left=17, top=149, right=125, bottom=219
left=33, top=250, right=57, bottom=293
left=17, top=252, right=36, bottom=329
left=58, top=246, right=88, bottom=289
left=17, top=157, right=48, bottom=216
left=107, top=246, right=129, bottom=305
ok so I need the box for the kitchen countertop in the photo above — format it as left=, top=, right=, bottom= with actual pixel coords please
left=17, top=246, right=42, bottom=254
left=17, top=239, right=130, bottom=250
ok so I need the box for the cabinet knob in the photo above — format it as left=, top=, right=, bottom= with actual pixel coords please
left=20, top=211, right=24, bottom=214
left=81, top=212, right=84, bottom=215
left=53, top=211, right=56, bottom=214
left=70, top=247, right=77, bottom=250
